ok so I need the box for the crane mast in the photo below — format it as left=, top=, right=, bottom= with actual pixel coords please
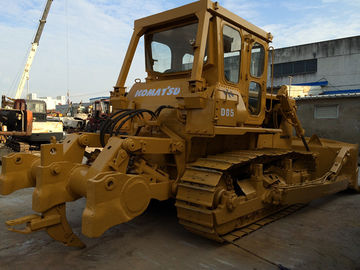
left=14, top=0, right=53, bottom=99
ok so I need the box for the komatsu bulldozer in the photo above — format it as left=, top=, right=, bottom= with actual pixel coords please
left=0, top=0, right=358, bottom=248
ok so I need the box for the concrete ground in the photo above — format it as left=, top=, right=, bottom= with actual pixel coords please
left=0, top=167, right=359, bottom=270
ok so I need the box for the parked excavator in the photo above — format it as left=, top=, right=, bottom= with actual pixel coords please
left=0, top=0, right=358, bottom=248
left=0, top=96, right=63, bottom=152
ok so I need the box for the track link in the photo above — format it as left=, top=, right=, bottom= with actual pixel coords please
left=221, top=203, right=305, bottom=243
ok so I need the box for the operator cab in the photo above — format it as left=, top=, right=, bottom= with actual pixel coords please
left=26, top=100, right=47, bottom=122
left=112, top=0, right=272, bottom=128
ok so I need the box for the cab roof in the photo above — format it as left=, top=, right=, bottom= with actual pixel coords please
left=134, top=0, right=272, bottom=42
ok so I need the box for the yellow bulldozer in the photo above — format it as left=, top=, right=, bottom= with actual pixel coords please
left=0, top=0, right=358, bottom=248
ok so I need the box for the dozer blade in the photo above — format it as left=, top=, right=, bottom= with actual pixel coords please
left=5, top=203, right=85, bottom=248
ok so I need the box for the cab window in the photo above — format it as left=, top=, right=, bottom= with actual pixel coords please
left=250, top=42, right=265, bottom=77
left=182, top=53, right=194, bottom=70
left=151, top=42, right=171, bottom=73
left=248, top=82, right=262, bottom=115
left=223, top=25, right=241, bottom=84
left=147, top=23, right=199, bottom=73
left=27, top=101, right=45, bottom=113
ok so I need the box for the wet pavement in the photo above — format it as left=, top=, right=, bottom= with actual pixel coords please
left=0, top=167, right=359, bottom=270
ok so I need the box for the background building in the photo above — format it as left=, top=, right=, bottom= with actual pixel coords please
left=266, top=36, right=360, bottom=155
left=27, top=93, right=66, bottom=110
left=267, top=35, right=360, bottom=96
left=295, top=94, right=360, bottom=148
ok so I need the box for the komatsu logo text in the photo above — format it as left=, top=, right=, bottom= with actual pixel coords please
left=134, top=86, right=181, bottom=97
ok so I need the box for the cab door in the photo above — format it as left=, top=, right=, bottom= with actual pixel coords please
left=242, top=31, right=268, bottom=125
left=215, top=22, right=246, bottom=126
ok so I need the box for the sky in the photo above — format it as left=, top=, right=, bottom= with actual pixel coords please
left=0, top=0, right=359, bottom=102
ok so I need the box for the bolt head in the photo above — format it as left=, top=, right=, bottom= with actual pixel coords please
left=51, top=164, right=61, bottom=175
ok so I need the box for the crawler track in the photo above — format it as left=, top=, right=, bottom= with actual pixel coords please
left=175, top=149, right=313, bottom=242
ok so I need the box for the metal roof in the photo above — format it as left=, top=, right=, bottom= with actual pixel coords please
left=295, top=93, right=360, bottom=100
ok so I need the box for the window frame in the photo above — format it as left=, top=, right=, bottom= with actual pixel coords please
left=249, top=42, right=265, bottom=78
left=273, top=59, right=317, bottom=77
left=247, top=81, right=262, bottom=115
left=244, top=37, right=268, bottom=119
left=314, top=104, right=339, bottom=119
left=145, top=19, right=211, bottom=77
left=221, top=23, right=242, bottom=86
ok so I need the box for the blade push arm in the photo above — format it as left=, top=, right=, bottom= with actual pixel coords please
left=276, top=86, right=310, bottom=151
